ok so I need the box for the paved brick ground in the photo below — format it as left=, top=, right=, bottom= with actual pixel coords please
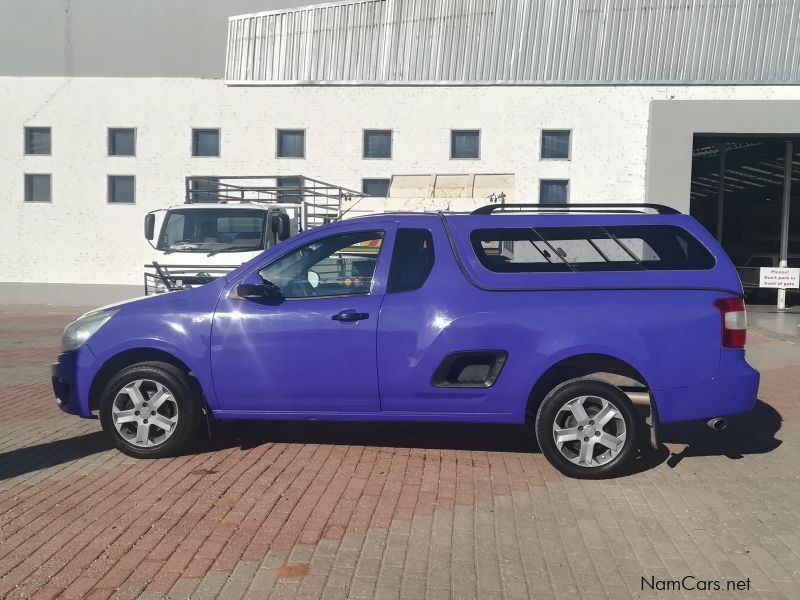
left=0, top=304, right=799, bottom=600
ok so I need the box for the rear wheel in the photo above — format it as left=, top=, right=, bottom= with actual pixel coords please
left=535, top=379, right=639, bottom=478
left=99, top=361, right=202, bottom=459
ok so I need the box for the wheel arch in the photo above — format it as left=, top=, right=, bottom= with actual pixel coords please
left=525, top=353, right=651, bottom=423
left=89, top=347, right=201, bottom=413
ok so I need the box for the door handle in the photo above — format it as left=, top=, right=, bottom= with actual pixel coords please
left=332, top=311, right=369, bottom=322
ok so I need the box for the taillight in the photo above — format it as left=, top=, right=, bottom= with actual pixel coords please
left=714, top=297, right=747, bottom=348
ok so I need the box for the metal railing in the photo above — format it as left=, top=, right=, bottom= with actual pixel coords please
left=184, top=175, right=364, bottom=231
left=144, top=263, right=240, bottom=295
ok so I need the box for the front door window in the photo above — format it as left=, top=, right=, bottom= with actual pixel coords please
left=259, top=230, right=384, bottom=298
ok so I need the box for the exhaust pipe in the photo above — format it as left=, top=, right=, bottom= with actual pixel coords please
left=706, top=417, right=727, bottom=431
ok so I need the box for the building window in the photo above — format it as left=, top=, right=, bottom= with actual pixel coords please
left=451, top=130, right=480, bottom=159
left=276, top=176, right=301, bottom=202
left=108, top=128, right=136, bottom=156
left=363, top=130, right=392, bottom=159
left=24, top=174, right=51, bottom=202
left=541, top=130, right=571, bottom=159
left=277, top=130, right=305, bottom=158
left=108, top=175, right=135, bottom=204
left=188, top=177, right=220, bottom=202
left=540, top=179, right=569, bottom=205
left=363, top=178, right=391, bottom=197
left=24, top=127, right=51, bottom=155
left=192, top=128, right=220, bottom=157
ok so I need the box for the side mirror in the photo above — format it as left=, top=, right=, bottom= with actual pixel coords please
left=144, top=213, right=155, bottom=241
left=237, top=272, right=283, bottom=301
left=272, top=213, right=292, bottom=241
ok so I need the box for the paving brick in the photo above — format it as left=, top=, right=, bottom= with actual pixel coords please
left=190, top=570, right=229, bottom=600
left=166, top=577, right=201, bottom=600
left=1, top=305, right=800, bottom=600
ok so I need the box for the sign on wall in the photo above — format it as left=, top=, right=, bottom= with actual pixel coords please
left=759, top=267, right=800, bottom=289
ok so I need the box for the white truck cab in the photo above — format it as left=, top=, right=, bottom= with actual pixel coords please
left=143, top=176, right=362, bottom=294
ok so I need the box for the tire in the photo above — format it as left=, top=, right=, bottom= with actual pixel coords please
left=99, top=361, right=202, bottom=459
left=535, top=379, right=639, bottom=479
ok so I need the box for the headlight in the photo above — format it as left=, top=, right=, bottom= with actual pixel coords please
left=61, top=310, right=118, bottom=352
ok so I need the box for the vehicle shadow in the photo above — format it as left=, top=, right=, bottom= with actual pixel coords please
left=0, top=431, right=112, bottom=482
left=658, top=399, right=782, bottom=468
left=199, top=420, right=541, bottom=454
left=196, top=399, right=783, bottom=477
left=197, top=420, right=670, bottom=477
left=0, top=400, right=778, bottom=483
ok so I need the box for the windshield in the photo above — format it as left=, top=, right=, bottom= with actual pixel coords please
left=157, top=208, right=266, bottom=253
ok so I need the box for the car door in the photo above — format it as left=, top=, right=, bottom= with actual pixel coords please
left=211, top=221, right=397, bottom=414
left=377, top=223, right=515, bottom=417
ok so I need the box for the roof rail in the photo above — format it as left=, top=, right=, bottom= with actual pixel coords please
left=471, top=203, right=680, bottom=215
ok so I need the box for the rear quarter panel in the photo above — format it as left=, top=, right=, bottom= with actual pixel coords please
left=378, top=216, right=727, bottom=422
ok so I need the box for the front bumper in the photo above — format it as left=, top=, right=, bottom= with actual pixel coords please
left=51, top=346, right=96, bottom=418
left=653, top=349, right=760, bottom=424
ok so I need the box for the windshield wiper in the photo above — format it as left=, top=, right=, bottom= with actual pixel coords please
left=163, top=243, right=202, bottom=255
left=207, top=245, right=260, bottom=257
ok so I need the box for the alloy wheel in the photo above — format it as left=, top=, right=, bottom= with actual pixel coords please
left=111, top=379, right=179, bottom=448
left=552, top=395, right=627, bottom=467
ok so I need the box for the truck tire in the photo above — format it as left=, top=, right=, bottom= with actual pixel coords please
left=535, top=379, right=639, bottom=479
left=99, top=361, right=202, bottom=459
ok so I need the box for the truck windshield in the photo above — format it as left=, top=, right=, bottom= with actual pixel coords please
left=157, top=208, right=266, bottom=253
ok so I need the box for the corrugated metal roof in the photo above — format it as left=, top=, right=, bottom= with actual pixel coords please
left=225, top=0, right=800, bottom=85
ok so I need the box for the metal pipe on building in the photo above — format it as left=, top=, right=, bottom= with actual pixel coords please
left=716, top=144, right=727, bottom=244
left=778, top=141, right=794, bottom=310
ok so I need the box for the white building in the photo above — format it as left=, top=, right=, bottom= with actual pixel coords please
left=1, top=0, right=799, bottom=304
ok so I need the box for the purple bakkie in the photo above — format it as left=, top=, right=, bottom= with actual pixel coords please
left=52, top=204, right=759, bottom=478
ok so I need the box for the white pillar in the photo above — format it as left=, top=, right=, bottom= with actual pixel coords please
left=778, top=140, right=793, bottom=311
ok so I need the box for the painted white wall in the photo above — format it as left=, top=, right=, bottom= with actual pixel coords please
left=2, top=77, right=800, bottom=290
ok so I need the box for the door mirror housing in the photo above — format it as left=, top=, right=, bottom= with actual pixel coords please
left=271, top=212, right=292, bottom=242
left=144, top=213, right=156, bottom=241
left=237, top=272, right=283, bottom=301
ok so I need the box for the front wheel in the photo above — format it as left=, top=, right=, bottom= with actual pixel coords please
left=99, top=361, right=202, bottom=459
left=535, top=379, right=639, bottom=479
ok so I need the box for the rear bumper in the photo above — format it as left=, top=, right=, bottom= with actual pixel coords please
left=653, top=349, right=759, bottom=424
left=51, top=346, right=96, bottom=418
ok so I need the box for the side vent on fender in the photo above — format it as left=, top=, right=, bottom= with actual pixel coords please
left=431, top=350, right=508, bottom=388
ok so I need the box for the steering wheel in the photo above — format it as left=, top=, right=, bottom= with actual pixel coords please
left=283, top=278, right=315, bottom=298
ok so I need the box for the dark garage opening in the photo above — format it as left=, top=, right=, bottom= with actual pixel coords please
left=690, top=136, right=799, bottom=304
